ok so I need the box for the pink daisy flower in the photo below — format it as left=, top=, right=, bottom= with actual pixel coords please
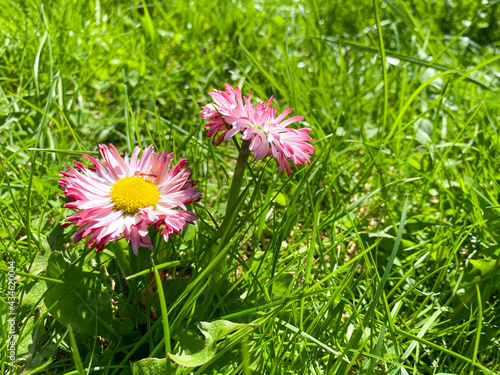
left=200, top=83, right=250, bottom=146
left=200, top=84, right=314, bottom=176
left=59, top=144, right=202, bottom=254
left=236, top=99, right=314, bottom=176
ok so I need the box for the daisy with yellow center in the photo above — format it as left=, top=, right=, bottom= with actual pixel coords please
left=110, top=176, right=161, bottom=214
left=59, top=144, right=202, bottom=254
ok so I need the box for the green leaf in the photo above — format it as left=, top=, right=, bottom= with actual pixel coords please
left=43, top=252, right=119, bottom=341
left=17, top=315, right=36, bottom=359
left=274, top=192, right=287, bottom=207
left=470, top=259, right=498, bottom=276
left=271, top=273, right=294, bottom=301
left=169, top=320, right=254, bottom=367
left=131, top=358, right=168, bottom=375
left=21, top=278, right=47, bottom=313
left=47, top=225, right=68, bottom=252
left=21, top=245, right=50, bottom=312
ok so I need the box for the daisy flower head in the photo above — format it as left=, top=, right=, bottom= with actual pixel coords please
left=200, top=83, right=250, bottom=146
left=237, top=98, right=315, bottom=176
left=201, top=83, right=315, bottom=176
left=59, top=144, right=202, bottom=254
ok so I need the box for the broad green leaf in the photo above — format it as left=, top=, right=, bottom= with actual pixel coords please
left=131, top=358, right=168, bottom=375
left=271, top=273, right=294, bottom=301
left=470, top=259, right=498, bottom=276
left=274, top=192, right=287, bottom=206
left=169, top=320, right=255, bottom=367
left=47, top=225, right=67, bottom=252
left=43, top=252, right=119, bottom=341
left=21, top=277, right=47, bottom=314
left=17, top=315, right=36, bottom=359
left=21, top=246, right=50, bottom=312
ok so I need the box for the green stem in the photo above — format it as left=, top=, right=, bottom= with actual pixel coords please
left=153, top=260, right=171, bottom=372
left=224, top=139, right=252, bottom=220
left=208, top=140, right=251, bottom=284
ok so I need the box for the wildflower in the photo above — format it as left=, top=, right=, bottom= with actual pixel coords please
left=200, top=83, right=249, bottom=146
left=236, top=99, right=314, bottom=176
left=200, top=84, right=314, bottom=176
left=59, top=144, right=202, bottom=254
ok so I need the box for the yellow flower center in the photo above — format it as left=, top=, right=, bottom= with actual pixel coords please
left=110, top=176, right=160, bottom=214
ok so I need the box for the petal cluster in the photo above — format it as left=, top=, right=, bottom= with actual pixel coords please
left=200, top=83, right=249, bottom=146
left=59, top=144, right=202, bottom=254
left=200, top=84, right=314, bottom=175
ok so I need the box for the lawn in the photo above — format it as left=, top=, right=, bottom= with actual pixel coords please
left=1, top=0, right=500, bottom=374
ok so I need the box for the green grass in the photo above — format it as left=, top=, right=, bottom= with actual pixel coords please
left=1, top=0, right=500, bottom=374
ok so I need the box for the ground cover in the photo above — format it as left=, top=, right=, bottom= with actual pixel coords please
left=1, top=0, right=500, bottom=374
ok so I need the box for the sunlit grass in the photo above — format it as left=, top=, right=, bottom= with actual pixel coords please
left=1, top=0, right=500, bottom=374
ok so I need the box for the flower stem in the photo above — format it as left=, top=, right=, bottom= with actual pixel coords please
left=152, top=260, right=171, bottom=371
left=208, top=140, right=251, bottom=285
left=224, top=139, right=252, bottom=220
